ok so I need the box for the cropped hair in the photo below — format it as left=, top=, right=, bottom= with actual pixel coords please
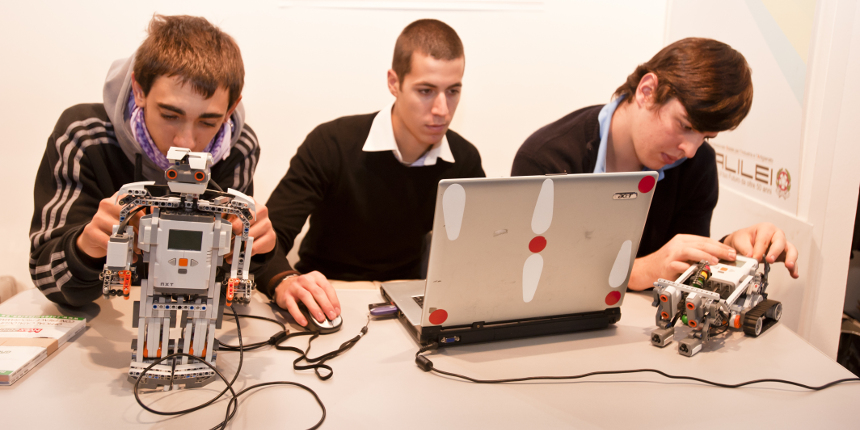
left=614, top=38, right=753, bottom=132
left=134, top=15, right=244, bottom=108
left=392, top=19, right=464, bottom=85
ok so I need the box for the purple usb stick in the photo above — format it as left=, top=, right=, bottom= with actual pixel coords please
left=370, top=305, right=399, bottom=317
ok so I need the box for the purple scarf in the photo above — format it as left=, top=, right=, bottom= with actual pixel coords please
left=127, top=91, right=233, bottom=170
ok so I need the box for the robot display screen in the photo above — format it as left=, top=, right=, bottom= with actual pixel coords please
left=167, top=229, right=204, bottom=251
left=718, top=259, right=746, bottom=267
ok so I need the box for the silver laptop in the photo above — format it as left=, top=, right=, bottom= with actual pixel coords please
left=381, top=172, right=657, bottom=346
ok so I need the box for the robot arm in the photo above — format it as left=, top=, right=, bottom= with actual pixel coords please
left=102, top=225, right=135, bottom=299
left=101, top=181, right=156, bottom=300
left=115, top=181, right=156, bottom=204
left=225, top=194, right=255, bottom=306
left=227, top=188, right=255, bottom=214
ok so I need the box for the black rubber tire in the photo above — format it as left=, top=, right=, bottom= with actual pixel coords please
left=743, top=299, right=781, bottom=337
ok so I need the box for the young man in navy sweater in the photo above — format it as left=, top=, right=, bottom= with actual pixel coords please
left=513, top=38, right=799, bottom=291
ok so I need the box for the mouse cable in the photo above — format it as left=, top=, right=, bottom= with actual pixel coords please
left=132, top=306, right=327, bottom=430
left=274, top=315, right=371, bottom=381
left=217, top=312, right=288, bottom=352
left=217, top=309, right=373, bottom=382
left=414, top=342, right=860, bottom=391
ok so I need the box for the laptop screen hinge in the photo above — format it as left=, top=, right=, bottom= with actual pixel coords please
left=471, top=321, right=485, bottom=329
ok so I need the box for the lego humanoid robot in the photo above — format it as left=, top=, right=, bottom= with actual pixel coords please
left=100, top=148, right=255, bottom=388
left=650, top=255, right=782, bottom=357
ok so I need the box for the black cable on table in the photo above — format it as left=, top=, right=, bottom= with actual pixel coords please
left=217, top=309, right=373, bottom=381
left=415, top=342, right=860, bottom=391
left=132, top=306, right=326, bottom=429
left=274, top=315, right=371, bottom=380
left=217, top=312, right=288, bottom=352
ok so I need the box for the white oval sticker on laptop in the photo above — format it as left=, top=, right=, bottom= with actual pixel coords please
left=522, top=254, right=543, bottom=302
left=443, top=184, right=466, bottom=241
left=608, top=240, right=633, bottom=288
left=531, top=179, right=554, bottom=235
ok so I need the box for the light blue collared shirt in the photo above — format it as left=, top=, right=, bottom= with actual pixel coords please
left=594, top=96, right=685, bottom=181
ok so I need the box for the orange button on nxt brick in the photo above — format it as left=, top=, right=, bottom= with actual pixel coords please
left=179, top=258, right=188, bottom=267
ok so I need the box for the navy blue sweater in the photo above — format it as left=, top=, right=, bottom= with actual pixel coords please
left=512, top=104, right=719, bottom=258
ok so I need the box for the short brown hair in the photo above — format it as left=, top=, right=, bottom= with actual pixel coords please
left=134, top=15, right=244, bottom=108
left=614, top=38, right=753, bottom=132
left=392, top=19, right=464, bottom=85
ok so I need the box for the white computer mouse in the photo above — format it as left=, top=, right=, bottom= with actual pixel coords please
left=297, top=302, right=343, bottom=334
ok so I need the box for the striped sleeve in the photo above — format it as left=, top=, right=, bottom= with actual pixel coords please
left=28, top=108, right=118, bottom=306
left=216, top=123, right=259, bottom=195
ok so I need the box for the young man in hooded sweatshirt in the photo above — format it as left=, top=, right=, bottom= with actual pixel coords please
left=28, top=15, right=292, bottom=308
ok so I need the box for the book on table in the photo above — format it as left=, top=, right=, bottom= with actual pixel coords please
left=0, top=314, right=86, bottom=386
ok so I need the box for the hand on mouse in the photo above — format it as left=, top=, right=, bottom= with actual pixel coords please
left=273, top=271, right=341, bottom=327
left=297, top=301, right=343, bottom=333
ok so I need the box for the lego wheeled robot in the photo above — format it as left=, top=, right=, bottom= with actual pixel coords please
left=650, top=255, right=782, bottom=357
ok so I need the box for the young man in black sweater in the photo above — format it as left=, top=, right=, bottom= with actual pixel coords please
left=29, top=15, right=284, bottom=307
left=266, top=19, right=485, bottom=326
left=513, top=38, right=799, bottom=291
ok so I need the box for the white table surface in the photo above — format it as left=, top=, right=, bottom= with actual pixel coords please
left=1, top=286, right=858, bottom=429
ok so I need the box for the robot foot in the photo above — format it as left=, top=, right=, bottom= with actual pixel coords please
left=128, top=339, right=219, bottom=389
left=651, top=327, right=675, bottom=347
left=678, top=338, right=703, bottom=357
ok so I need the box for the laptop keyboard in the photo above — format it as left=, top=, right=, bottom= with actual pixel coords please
left=413, top=295, right=425, bottom=308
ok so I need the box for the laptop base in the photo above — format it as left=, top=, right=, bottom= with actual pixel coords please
left=382, top=286, right=620, bottom=347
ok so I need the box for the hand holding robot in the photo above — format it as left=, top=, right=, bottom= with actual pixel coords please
left=76, top=192, right=145, bottom=260
left=223, top=196, right=276, bottom=262
left=722, top=222, right=800, bottom=278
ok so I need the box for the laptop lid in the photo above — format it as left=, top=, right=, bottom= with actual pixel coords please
left=419, top=172, right=657, bottom=329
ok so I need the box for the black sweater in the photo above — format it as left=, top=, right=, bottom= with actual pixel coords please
left=512, top=104, right=719, bottom=258
left=265, top=113, right=485, bottom=293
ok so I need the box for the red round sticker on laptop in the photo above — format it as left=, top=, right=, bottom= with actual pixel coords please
left=638, top=176, right=656, bottom=193
left=528, top=236, right=547, bottom=253
left=605, top=291, right=621, bottom=306
left=429, top=309, right=448, bottom=325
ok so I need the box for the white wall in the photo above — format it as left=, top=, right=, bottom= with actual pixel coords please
left=0, top=1, right=666, bottom=290
left=794, top=0, right=860, bottom=358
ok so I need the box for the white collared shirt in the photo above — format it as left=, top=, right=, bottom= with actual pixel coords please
left=361, top=101, right=455, bottom=167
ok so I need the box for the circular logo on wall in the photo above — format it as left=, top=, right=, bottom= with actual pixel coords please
left=776, top=168, right=791, bottom=199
